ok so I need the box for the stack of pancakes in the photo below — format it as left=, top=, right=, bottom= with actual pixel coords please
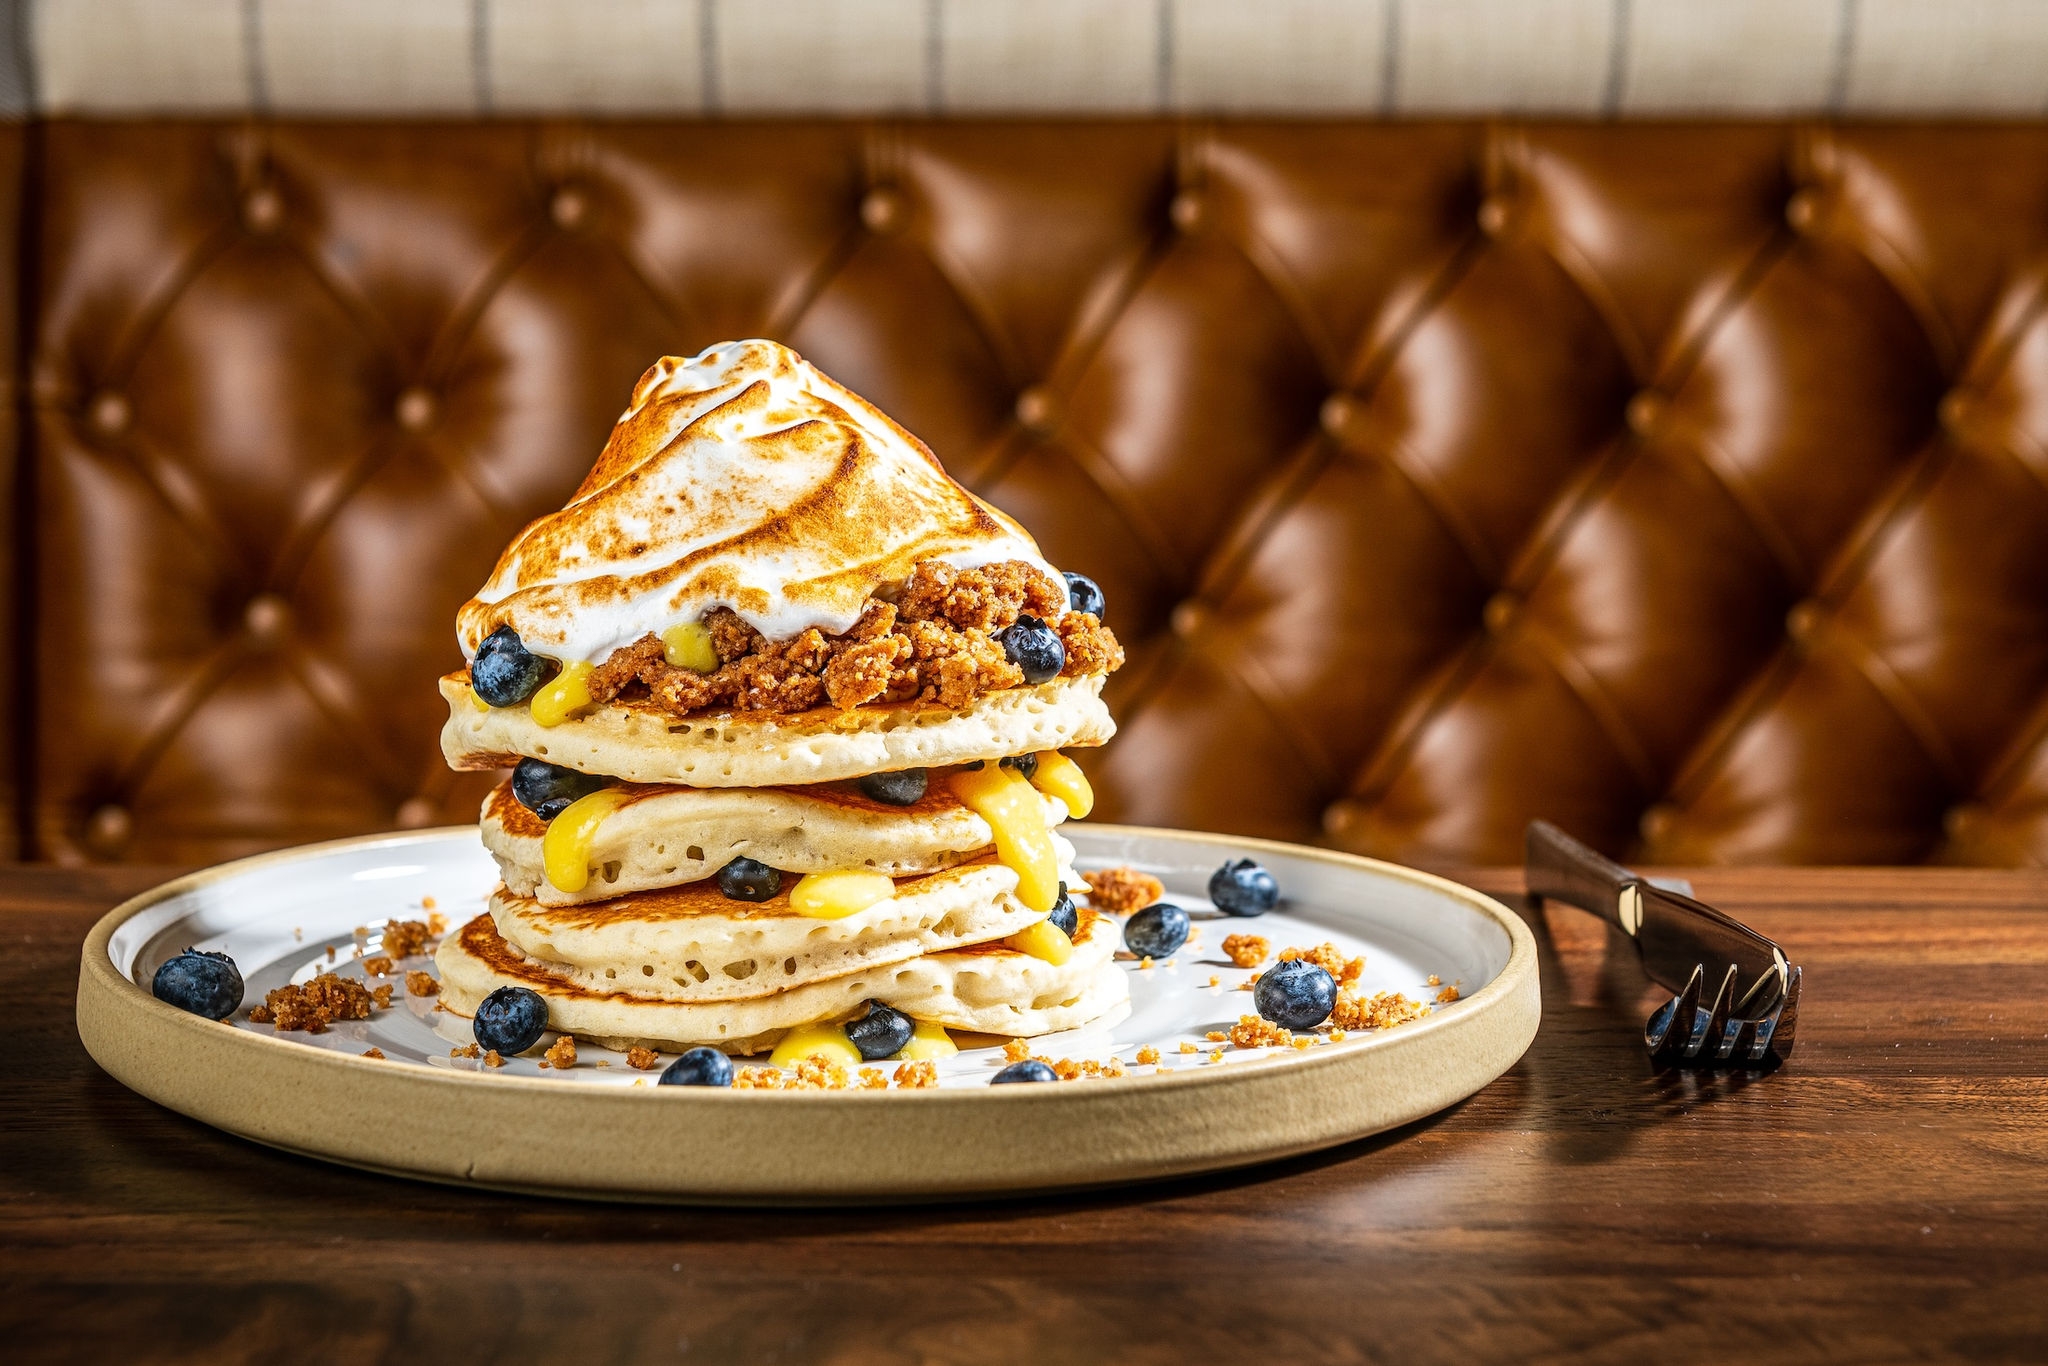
left=432, top=340, right=1129, bottom=1058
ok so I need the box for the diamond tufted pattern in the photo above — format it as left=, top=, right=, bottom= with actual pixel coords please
left=18, top=119, right=2048, bottom=867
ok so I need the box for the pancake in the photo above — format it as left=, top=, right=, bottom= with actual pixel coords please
left=480, top=774, right=1070, bottom=904
left=486, top=846, right=1076, bottom=1002
left=435, top=905, right=1130, bottom=1055
left=440, top=671, right=1112, bottom=786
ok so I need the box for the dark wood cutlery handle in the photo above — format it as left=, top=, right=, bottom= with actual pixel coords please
left=1524, top=820, right=1638, bottom=931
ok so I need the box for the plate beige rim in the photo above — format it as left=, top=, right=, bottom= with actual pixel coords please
left=76, top=824, right=1540, bottom=1205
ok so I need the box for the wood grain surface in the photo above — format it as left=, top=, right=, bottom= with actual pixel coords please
left=5, top=865, right=2046, bottom=1364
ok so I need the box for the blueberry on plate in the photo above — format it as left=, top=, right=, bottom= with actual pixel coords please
left=151, top=949, right=243, bottom=1020
left=658, top=1047, right=735, bottom=1087
left=717, top=857, right=782, bottom=902
left=1000, top=752, right=1041, bottom=781
left=857, top=768, right=928, bottom=806
left=998, top=614, right=1066, bottom=686
left=511, top=756, right=610, bottom=821
left=1209, top=857, right=1280, bottom=917
left=844, top=1001, right=915, bottom=1061
left=470, top=625, right=554, bottom=707
left=1123, top=902, right=1189, bottom=958
left=1063, top=571, right=1107, bottom=620
left=472, top=985, right=550, bottom=1055
left=1046, top=883, right=1078, bottom=938
left=991, top=1059, right=1058, bottom=1084
left=1254, top=959, right=1337, bottom=1029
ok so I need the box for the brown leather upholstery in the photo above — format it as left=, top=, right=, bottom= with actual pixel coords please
left=18, top=119, right=2048, bottom=868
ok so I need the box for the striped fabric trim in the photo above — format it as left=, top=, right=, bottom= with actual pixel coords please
left=15, top=0, right=2048, bottom=119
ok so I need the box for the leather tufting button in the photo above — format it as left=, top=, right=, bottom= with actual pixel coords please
left=395, top=797, right=439, bottom=829
left=1639, top=804, right=1676, bottom=844
left=1785, top=188, right=1822, bottom=233
left=550, top=185, right=589, bottom=230
left=1943, top=802, right=1982, bottom=838
left=85, top=804, right=133, bottom=856
left=1170, top=601, right=1208, bottom=637
left=243, top=593, right=291, bottom=646
left=860, top=186, right=904, bottom=233
left=1319, top=393, right=1358, bottom=441
left=243, top=184, right=284, bottom=233
left=1477, top=195, right=1510, bottom=236
left=88, top=391, right=131, bottom=436
left=1014, top=385, right=1057, bottom=433
left=1625, top=390, right=1665, bottom=436
left=395, top=386, right=437, bottom=433
left=1482, top=591, right=1520, bottom=635
left=1322, top=800, right=1360, bottom=838
left=1169, top=190, right=1205, bottom=232
left=1785, top=598, right=1824, bottom=645
left=1938, top=389, right=1971, bottom=433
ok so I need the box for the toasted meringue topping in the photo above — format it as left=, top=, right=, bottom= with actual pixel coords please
left=458, top=339, right=1060, bottom=663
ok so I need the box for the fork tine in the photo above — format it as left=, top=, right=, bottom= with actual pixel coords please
left=1647, top=963, right=1706, bottom=1061
left=1768, top=966, right=1803, bottom=1062
left=1699, top=964, right=1740, bottom=1055
left=1722, top=1015, right=1760, bottom=1063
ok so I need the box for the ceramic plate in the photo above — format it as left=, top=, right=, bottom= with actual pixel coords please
left=78, top=824, right=1538, bottom=1203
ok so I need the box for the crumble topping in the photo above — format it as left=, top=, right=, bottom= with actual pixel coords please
left=1279, top=942, right=1366, bottom=986
left=1002, top=1038, right=1032, bottom=1063
left=1330, top=990, right=1431, bottom=1032
left=362, top=1048, right=386, bottom=1059
left=362, top=956, right=396, bottom=978
left=1205, top=1030, right=1228, bottom=1042
left=1228, top=1016, right=1295, bottom=1048
left=1083, top=866, right=1164, bottom=913
left=1436, top=983, right=1462, bottom=1003
left=893, top=1060, right=939, bottom=1089
left=1135, top=1046, right=1161, bottom=1065
left=1222, top=933, right=1269, bottom=967
left=859, top=1067, right=889, bottom=1089
left=484, top=1050, right=506, bottom=1067
left=451, top=1043, right=480, bottom=1059
left=405, top=970, right=439, bottom=997
left=370, top=984, right=394, bottom=1009
left=626, top=1046, right=661, bottom=1070
left=540, top=1036, right=577, bottom=1069
left=427, top=912, right=449, bottom=936
left=248, top=976, right=374, bottom=1033
left=575, top=559, right=1122, bottom=718
left=381, top=920, right=432, bottom=959
left=1178, top=1042, right=1198, bottom=1055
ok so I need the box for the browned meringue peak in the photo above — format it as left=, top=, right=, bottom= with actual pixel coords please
left=457, top=339, right=1061, bottom=664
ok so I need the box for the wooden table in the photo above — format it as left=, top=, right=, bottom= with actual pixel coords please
left=5, top=864, right=2046, bottom=1363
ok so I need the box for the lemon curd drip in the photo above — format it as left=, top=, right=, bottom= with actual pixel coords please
left=896, top=1020, right=958, bottom=1060
left=770, top=1021, right=862, bottom=1067
left=1029, top=751, right=1093, bottom=819
left=789, top=870, right=895, bottom=920
left=949, top=764, right=1060, bottom=912
left=540, top=787, right=633, bottom=892
left=529, top=660, right=595, bottom=727
left=1006, top=918, right=1073, bottom=965
left=661, top=621, right=719, bottom=673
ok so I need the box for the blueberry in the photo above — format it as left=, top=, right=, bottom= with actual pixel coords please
left=1063, top=571, right=1107, bottom=620
left=472, top=985, right=550, bottom=1055
left=1046, top=883, right=1078, bottom=939
left=717, top=857, right=782, bottom=902
left=470, top=625, right=554, bottom=707
left=1123, top=902, right=1189, bottom=958
left=1000, top=752, right=1040, bottom=781
left=857, top=768, right=928, bottom=806
left=511, top=757, right=609, bottom=821
left=1254, top=959, right=1337, bottom=1029
left=658, top=1047, right=734, bottom=1087
left=991, top=1059, right=1058, bottom=1084
left=151, top=949, right=243, bottom=1020
left=844, top=1002, right=915, bottom=1061
left=998, top=614, right=1066, bottom=686
left=1209, top=858, right=1280, bottom=917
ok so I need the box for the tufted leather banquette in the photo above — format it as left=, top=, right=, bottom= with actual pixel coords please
left=11, top=119, right=2048, bottom=868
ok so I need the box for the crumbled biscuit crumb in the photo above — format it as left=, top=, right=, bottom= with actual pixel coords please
left=1208, top=1049, right=1225, bottom=1064
left=1101, top=1057, right=1126, bottom=1077
left=421, top=896, right=437, bottom=910
left=859, top=1067, right=889, bottom=1089
left=380, top=919, right=432, bottom=960
left=371, top=984, right=394, bottom=1009
left=1292, top=1037, right=1314, bottom=1049
left=1426, top=974, right=1441, bottom=986
left=733, top=1065, right=786, bottom=1090
left=1207, top=975, right=1220, bottom=988
left=484, top=1050, right=505, bottom=1068
left=1178, top=1042, right=1198, bottom=1055
left=451, top=1043, right=480, bottom=1059
left=1135, top=1046, right=1161, bottom=1065
left=362, top=1047, right=385, bottom=1059
left=325, top=945, right=336, bottom=962
left=1002, top=1038, right=1032, bottom=1063
left=405, top=970, right=438, bottom=998
left=626, top=1045, right=661, bottom=1071
left=540, top=1035, right=577, bottom=1070
left=1329, top=1029, right=1348, bottom=1041
left=1229, top=1015, right=1293, bottom=1049
left=1330, top=989, right=1431, bottom=1032
left=1052, top=1058, right=1084, bottom=1081
left=1436, top=983, right=1461, bottom=1003
left=1204, top=1030, right=1229, bottom=1043
left=595, top=1060, right=612, bottom=1068
left=1280, top=942, right=1365, bottom=984
left=893, top=1060, right=939, bottom=1089
left=1141, top=957, right=1154, bottom=970
left=251, top=976, right=374, bottom=1033
left=427, top=912, right=449, bottom=936
left=1163, top=958, right=1175, bottom=969
left=1082, top=866, right=1165, bottom=913
left=1223, top=934, right=1270, bottom=968
left=362, top=956, right=396, bottom=978
left=790, top=1054, right=852, bottom=1089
